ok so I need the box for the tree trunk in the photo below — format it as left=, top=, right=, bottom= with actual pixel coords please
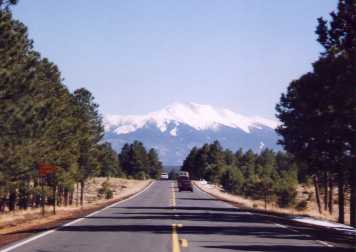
left=76, top=183, right=79, bottom=207
left=323, top=171, right=328, bottom=211
left=57, top=185, right=61, bottom=206
left=350, top=155, right=356, bottom=227
left=0, top=197, right=5, bottom=212
left=64, top=188, right=68, bottom=206
left=338, top=170, right=345, bottom=223
left=314, top=175, right=322, bottom=214
left=34, top=177, right=41, bottom=207
left=8, top=190, right=16, bottom=211
left=328, top=175, right=333, bottom=215
left=41, top=177, right=45, bottom=216
left=69, top=190, right=73, bottom=205
left=80, top=180, right=84, bottom=208
left=351, top=41, right=356, bottom=228
left=53, top=185, right=56, bottom=215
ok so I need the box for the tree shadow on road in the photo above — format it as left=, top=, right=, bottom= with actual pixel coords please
left=55, top=223, right=354, bottom=251
left=202, top=245, right=351, bottom=252
left=110, top=206, right=355, bottom=246
left=176, top=197, right=217, bottom=201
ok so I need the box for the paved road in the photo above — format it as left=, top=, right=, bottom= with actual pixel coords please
left=1, top=181, right=354, bottom=252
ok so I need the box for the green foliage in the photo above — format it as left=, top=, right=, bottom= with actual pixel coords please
left=220, top=166, right=244, bottom=194
left=276, top=188, right=297, bottom=208
left=119, top=141, right=162, bottom=180
left=147, top=148, right=163, bottom=179
left=182, top=142, right=300, bottom=206
left=205, top=164, right=225, bottom=184
left=182, top=141, right=225, bottom=180
left=97, top=142, right=123, bottom=177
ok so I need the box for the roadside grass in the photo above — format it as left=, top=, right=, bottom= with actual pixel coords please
left=0, top=178, right=151, bottom=233
left=194, top=181, right=350, bottom=225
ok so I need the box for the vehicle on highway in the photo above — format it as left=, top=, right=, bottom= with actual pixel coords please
left=160, top=172, right=169, bottom=180
left=177, top=176, right=193, bottom=192
left=177, top=171, right=193, bottom=192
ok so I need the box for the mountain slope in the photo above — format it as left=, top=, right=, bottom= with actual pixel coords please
left=104, top=102, right=281, bottom=165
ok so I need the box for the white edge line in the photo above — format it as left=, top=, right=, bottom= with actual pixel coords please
left=193, top=182, right=251, bottom=214
left=195, top=182, right=337, bottom=247
left=274, top=223, right=287, bottom=229
left=0, top=181, right=155, bottom=252
left=273, top=223, right=311, bottom=237
left=317, top=240, right=334, bottom=247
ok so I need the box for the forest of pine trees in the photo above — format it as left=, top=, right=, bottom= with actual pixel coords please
left=0, top=1, right=162, bottom=213
left=119, top=141, right=163, bottom=180
left=276, top=0, right=355, bottom=226
left=181, top=141, right=299, bottom=208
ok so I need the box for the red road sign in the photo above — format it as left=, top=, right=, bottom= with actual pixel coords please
left=38, top=163, right=57, bottom=176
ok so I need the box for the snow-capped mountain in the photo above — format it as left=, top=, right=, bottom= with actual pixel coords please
left=104, top=102, right=281, bottom=165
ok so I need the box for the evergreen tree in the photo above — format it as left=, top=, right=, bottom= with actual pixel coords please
left=97, top=142, right=123, bottom=177
left=315, top=0, right=356, bottom=226
left=276, top=0, right=356, bottom=225
left=181, top=147, right=198, bottom=177
left=73, top=88, right=103, bottom=206
left=118, top=141, right=161, bottom=179
left=221, top=165, right=244, bottom=194
left=147, top=148, right=163, bottom=179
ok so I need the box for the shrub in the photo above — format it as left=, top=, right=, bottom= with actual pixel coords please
left=276, top=187, right=297, bottom=208
left=105, top=190, right=113, bottom=199
left=97, top=180, right=114, bottom=199
left=134, top=171, right=147, bottom=180
left=295, top=200, right=308, bottom=211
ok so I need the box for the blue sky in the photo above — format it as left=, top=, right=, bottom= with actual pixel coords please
left=13, top=0, right=337, bottom=118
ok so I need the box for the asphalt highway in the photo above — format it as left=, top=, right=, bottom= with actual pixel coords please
left=1, top=180, right=354, bottom=252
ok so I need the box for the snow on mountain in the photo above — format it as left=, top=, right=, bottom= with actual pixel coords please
left=104, top=102, right=279, bottom=135
left=104, top=102, right=281, bottom=165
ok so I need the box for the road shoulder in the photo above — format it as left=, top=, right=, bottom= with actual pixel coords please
left=193, top=181, right=356, bottom=247
left=0, top=180, right=154, bottom=250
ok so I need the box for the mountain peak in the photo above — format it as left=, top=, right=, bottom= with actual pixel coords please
left=104, top=102, right=279, bottom=135
left=104, top=102, right=280, bottom=164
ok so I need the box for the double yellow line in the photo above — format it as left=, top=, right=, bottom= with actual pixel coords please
left=171, top=182, right=188, bottom=252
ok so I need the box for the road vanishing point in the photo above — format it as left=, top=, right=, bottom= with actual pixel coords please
left=1, top=181, right=354, bottom=252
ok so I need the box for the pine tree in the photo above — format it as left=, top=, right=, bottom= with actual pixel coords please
left=147, top=148, right=163, bottom=179
left=276, top=0, right=355, bottom=225
left=315, top=0, right=356, bottom=226
left=73, top=88, right=103, bottom=206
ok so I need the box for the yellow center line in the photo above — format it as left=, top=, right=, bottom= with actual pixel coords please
left=171, top=184, right=188, bottom=251
left=171, top=182, right=176, bottom=208
left=172, top=224, right=180, bottom=252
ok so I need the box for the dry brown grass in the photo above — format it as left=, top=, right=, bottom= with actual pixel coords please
left=0, top=178, right=151, bottom=233
left=194, top=181, right=350, bottom=225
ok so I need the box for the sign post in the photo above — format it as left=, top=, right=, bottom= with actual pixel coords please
left=38, top=163, right=57, bottom=216
left=41, top=176, right=45, bottom=216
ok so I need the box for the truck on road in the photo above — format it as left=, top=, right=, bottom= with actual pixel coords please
left=177, top=171, right=193, bottom=192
